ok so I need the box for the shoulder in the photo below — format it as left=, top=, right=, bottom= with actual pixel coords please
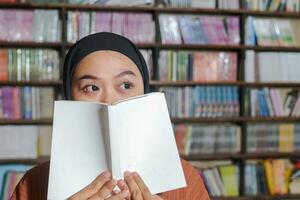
left=11, top=161, right=50, bottom=200
left=161, top=159, right=210, bottom=200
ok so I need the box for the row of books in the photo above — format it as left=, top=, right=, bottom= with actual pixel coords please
left=247, top=123, right=300, bottom=153
left=0, top=164, right=31, bottom=200
left=175, top=124, right=241, bottom=155
left=245, top=51, right=300, bottom=83
left=159, top=86, right=239, bottom=118
left=158, top=50, right=237, bottom=82
left=0, top=87, right=54, bottom=120
left=245, top=159, right=300, bottom=195
left=0, top=9, right=61, bottom=42
left=245, top=17, right=300, bottom=46
left=245, top=88, right=300, bottom=117
left=0, top=125, right=52, bottom=159
left=0, top=49, right=60, bottom=82
left=159, top=14, right=240, bottom=45
left=67, top=11, right=155, bottom=44
left=245, top=0, right=300, bottom=12
left=140, top=50, right=153, bottom=79
left=67, top=0, right=154, bottom=5
left=200, top=163, right=239, bottom=197
left=160, top=0, right=239, bottom=9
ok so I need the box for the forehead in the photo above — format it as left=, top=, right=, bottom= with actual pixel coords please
left=74, top=50, right=140, bottom=76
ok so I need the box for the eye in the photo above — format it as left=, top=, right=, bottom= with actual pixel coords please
left=120, top=82, right=133, bottom=90
left=83, top=85, right=99, bottom=93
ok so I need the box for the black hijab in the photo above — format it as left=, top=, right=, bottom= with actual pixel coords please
left=63, top=32, right=150, bottom=100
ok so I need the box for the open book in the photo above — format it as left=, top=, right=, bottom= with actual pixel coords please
left=47, top=92, right=186, bottom=199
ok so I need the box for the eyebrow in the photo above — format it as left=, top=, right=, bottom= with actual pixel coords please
left=76, top=70, right=136, bottom=81
left=115, top=70, right=136, bottom=78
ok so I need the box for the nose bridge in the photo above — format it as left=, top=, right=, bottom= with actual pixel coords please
left=101, top=87, right=117, bottom=104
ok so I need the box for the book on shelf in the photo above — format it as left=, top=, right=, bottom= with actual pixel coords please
left=159, top=86, right=239, bottom=118
left=0, top=86, right=54, bottom=120
left=159, top=0, right=239, bottom=9
left=0, top=125, right=52, bottom=159
left=67, top=0, right=154, bottom=5
left=67, top=11, right=155, bottom=44
left=0, top=164, right=31, bottom=199
left=48, top=92, right=186, bottom=199
left=1, top=170, right=25, bottom=200
left=245, top=51, right=300, bottom=83
left=245, top=159, right=299, bottom=196
left=158, top=50, right=237, bottom=82
left=0, top=49, right=60, bottom=82
left=245, top=17, right=300, bottom=46
left=194, top=161, right=239, bottom=197
left=245, top=88, right=300, bottom=117
left=246, top=123, right=300, bottom=153
left=0, top=9, right=61, bottom=42
left=159, top=14, right=240, bottom=45
left=175, top=124, right=241, bottom=155
left=244, top=0, right=300, bottom=12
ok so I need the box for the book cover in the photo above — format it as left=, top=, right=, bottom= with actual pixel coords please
left=48, top=92, right=186, bottom=199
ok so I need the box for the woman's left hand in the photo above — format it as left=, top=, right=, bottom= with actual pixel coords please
left=117, top=171, right=163, bottom=200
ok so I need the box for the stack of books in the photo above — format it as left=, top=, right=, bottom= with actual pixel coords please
left=160, top=86, right=240, bottom=117
left=0, top=125, right=52, bottom=159
left=175, top=124, right=241, bottom=155
left=158, top=50, right=237, bottom=82
left=0, top=86, right=54, bottom=120
left=245, top=51, right=300, bottom=83
left=245, top=159, right=300, bottom=195
left=67, top=11, right=155, bottom=44
left=245, top=0, right=300, bottom=12
left=246, top=123, right=300, bottom=152
left=0, top=49, right=60, bottom=82
left=0, top=9, right=61, bottom=42
left=160, top=0, right=239, bottom=9
left=159, top=14, right=240, bottom=45
left=245, top=88, right=300, bottom=117
left=245, top=17, right=300, bottom=46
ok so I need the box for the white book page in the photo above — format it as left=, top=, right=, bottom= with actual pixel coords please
left=48, top=101, right=110, bottom=200
left=110, top=92, right=186, bottom=194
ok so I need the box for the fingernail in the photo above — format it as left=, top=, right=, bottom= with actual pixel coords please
left=124, top=171, right=130, bottom=178
left=133, top=172, right=139, bottom=177
left=118, top=179, right=125, bottom=186
left=103, top=171, right=111, bottom=178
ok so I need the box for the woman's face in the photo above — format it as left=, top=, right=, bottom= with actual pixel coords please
left=71, top=50, right=144, bottom=104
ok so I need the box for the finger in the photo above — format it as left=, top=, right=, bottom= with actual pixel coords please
left=69, top=171, right=111, bottom=199
left=117, top=180, right=130, bottom=200
left=132, top=172, right=152, bottom=199
left=124, top=171, right=143, bottom=200
left=118, top=180, right=129, bottom=192
left=88, top=179, right=117, bottom=200
left=108, top=189, right=130, bottom=200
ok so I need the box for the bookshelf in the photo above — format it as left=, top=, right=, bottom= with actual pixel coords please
left=0, top=0, right=300, bottom=199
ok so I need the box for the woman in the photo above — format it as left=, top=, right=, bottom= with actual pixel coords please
left=11, top=32, right=210, bottom=200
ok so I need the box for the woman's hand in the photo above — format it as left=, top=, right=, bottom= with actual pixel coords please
left=118, top=171, right=163, bottom=200
left=68, top=171, right=130, bottom=200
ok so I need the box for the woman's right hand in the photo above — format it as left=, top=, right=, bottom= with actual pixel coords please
left=68, top=171, right=130, bottom=200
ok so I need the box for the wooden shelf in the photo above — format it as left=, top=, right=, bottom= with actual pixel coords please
left=0, top=156, right=49, bottom=164
left=0, top=119, right=53, bottom=125
left=182, top=152, right=300, bottom=161
left=151, top=81, right=300, bottom=87
left=246, top=45, right=300, bottom=52
left=1, top=3, right=300, bottom=19
left=212, top=194, right=300, bottom=200
left=64, top=42, right=157, bottom=49
left=159, top=44, right=243, bottom=51
left=0, top=41, right=64, bottom=49
left=0, top=80, right=62, bottom=86
left=171, top=117, right=300, bottom=123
